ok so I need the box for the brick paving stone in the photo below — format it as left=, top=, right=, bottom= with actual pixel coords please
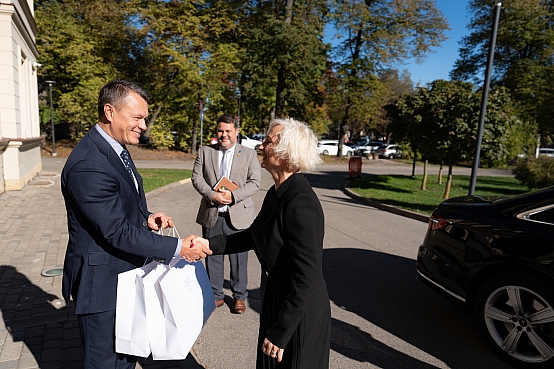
left=0, top=360, right=17, bottom=369
left=0, top=345, right=22, bottom=362
left=15, top=354, right=37, bottom=369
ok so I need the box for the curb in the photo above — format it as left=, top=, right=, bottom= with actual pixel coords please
left=343, top=187, right=429, bottom=223
left=145, top=178, right=191, bottom=199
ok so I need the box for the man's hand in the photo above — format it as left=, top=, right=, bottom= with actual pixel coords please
left=180, top=235, right=212, bottom=262
left=148, top=212, right=174, bottom=230
left=211, top=189, right=232, bottom=205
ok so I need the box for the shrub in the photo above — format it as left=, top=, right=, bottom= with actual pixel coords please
left=149, top=126, right=176, bottom=150
left=512, top=157, right=554, bottom=189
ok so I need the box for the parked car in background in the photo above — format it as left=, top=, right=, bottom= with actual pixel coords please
left=418, top=187, right=554, bottom=369
left=353, top=140, right=385, bottom=156
left=317, top=140, right=354, bottom=156
left=538, top=147, right=554, bottom=157
left=374, top=144, right=402, bottom=159
left=240, top=135, right=263, bottom=151
left=250, top=133, right=266, bottom=141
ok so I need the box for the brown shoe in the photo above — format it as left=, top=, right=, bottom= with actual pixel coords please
left=215, top=299, right=224, bottom=308
left=233, top=299, right=246, bottom=314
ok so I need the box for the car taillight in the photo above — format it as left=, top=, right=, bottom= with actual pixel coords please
left=428, top=213, right=447, bottom=230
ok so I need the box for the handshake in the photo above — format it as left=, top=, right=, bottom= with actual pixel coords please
left=180, top=234, right=211, bottom=263
left=148, top=212, right=211, bottom=263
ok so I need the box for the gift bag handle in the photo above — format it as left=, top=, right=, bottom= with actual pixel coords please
left=157, top=226, right=180, bottom=239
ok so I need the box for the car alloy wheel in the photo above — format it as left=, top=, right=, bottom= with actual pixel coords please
left=346, top=151, right=353, bottom=156
left=475, top=272, right=554, bottom=368
left=322, top=150, right=329, bottom=155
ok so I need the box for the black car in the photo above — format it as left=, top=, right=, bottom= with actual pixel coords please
left=417, top=187, right=554, bottom=369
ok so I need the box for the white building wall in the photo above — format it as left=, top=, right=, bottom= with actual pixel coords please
left=0, top=0, right=41, bottom=193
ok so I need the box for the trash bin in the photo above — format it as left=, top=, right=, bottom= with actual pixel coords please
left=348, top=156, right=362, bottom=178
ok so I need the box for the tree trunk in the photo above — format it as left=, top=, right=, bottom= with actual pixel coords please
left=411, top=150, right=416, bottom=177
left=144, top=103, right=163, bottom=138
left=421, top=159, right=428, bottom=190
left=443, top=158, right=454, bottom=199
left=438, top=160, right=443, bottom=185
left=274, top=0, right=294, bottom=118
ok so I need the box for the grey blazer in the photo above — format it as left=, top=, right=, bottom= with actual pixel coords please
left=192, top=143, right=261, bottom=230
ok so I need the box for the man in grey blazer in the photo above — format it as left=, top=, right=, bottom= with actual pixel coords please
left=192, top=114, right=261, bottom=313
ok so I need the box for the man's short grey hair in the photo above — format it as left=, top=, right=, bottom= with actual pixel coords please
left=268, top=118, right=322, bottom=173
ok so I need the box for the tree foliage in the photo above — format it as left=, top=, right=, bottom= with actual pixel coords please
left=35, top=0, right=454, bottom=155
left=451, top=0, right=554, bottom=144
left=388, top=80, right=524, bottom=167
left=327, top=0, right=448, bottom=156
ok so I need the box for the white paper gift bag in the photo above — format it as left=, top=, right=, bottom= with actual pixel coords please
left=149, top=257, right=216, bottom=360
left=115, top=260, right=159, bottom=357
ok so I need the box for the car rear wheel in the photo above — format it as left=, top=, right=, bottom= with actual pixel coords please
left=388, top=153, right=394, bottom=159
left=322, top=150, right=329, bottom=155
left=475, top=272, right=554, bottom=368
left=346, top=151, right=353, bottom=156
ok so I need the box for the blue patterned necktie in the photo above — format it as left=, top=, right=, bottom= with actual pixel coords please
left=120, top=149, right=136, bottom=187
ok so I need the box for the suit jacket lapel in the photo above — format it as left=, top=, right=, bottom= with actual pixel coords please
left=212, top=145, right=221, bottom=180
left=88, top=129, right=149, bottom=218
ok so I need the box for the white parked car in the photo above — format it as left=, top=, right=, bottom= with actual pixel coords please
left=240, top=136, right=263, bottom=151
left=375, top=144, right=402, bottom=159
left=538, top=147, right=554, bottom=157
left=317, top=140, right=354, bottom=156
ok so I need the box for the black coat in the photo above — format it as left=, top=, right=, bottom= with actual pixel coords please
left=211, top=173, right=331, bottom=369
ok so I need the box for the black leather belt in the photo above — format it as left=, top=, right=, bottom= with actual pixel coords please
left=218, top=212, right=229, bottom=217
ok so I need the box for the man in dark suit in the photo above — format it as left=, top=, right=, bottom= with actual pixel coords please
left=192, top=114, right=260, bottom=313
left=61, top=79, right=211, bottom=369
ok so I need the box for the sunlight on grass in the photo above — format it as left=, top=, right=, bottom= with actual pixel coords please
left=347, top=174, right=528, bottom=215
left=138, top=169, right=192, bottom=193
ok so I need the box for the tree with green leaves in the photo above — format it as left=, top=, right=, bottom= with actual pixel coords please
left=451, top=0, right=551, bottom=145
left=389, top=79, right=524, bottom=197
left=328, top=0, right=448, bottom=157
left=237, top=0, right=329, bottom=129
left=36, top=0, right=130, bottom=136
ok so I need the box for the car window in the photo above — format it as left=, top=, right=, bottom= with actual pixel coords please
left=528, top=208, right=554, bottom=225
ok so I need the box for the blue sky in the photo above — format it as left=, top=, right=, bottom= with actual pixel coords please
left=400, top=0, right=472, bottom=86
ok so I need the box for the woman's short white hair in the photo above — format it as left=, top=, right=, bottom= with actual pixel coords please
left=268, top=118, right=322, bottom=173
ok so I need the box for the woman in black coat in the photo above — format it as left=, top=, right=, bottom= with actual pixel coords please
left=204, top=118, right=331, bottom=369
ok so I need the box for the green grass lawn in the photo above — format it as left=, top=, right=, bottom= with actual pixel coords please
left=347, top=174, right=528, bottom=216
left=138, top=168, right=192, bottom=193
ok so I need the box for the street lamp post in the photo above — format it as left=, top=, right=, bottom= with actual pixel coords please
left=235, top=89, right=241, bottom=143
left=45, top=80, right=56, bottom=157
left=468, top=1, right=501, bottom=195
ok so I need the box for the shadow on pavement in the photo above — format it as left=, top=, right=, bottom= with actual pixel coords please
left=0, top=265, right=82, bottom=368
left=323, top=249, right=511, bottom=369
left=0, top=265, right=206, bottom=369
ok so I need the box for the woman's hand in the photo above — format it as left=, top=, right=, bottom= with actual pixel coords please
left=262, top=337, right=284, bottom=363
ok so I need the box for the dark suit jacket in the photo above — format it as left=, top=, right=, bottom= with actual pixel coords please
left=61, top=127, right=177, bottom=315
left=211, top=173, right=330, bottom=350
